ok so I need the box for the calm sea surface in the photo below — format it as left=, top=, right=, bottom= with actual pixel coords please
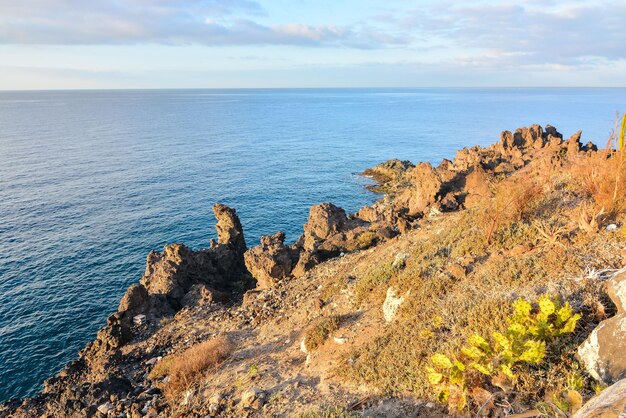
left=0, top=88, right=624, bottom=401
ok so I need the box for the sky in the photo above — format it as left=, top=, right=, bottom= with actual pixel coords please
left=0, top=0, right=625, bottom=89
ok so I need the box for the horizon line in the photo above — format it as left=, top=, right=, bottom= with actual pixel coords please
left=2, top=86, right=626, bottom=93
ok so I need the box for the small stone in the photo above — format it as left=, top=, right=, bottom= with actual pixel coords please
left=98, top=402, right=115, bottom=415
left=208, top=392, right=222, bottom=405
left=333, top=336, right=348, bottom=344
left=251, top=397, right=265, bottom=410
left=606, top=224, right=618, bottom=231
left=133, top=314, right=147, bottom=326
left=241, top=387, right=263, bottom=407
left=300, top=338, right=308, bottom=354
left=391, top=252, right=408, bottom=270
left=145, top=356, right=161, bottom=366
left=141, top=401, right=151, bottom=415
left=208, top=403, right=220, bottom=415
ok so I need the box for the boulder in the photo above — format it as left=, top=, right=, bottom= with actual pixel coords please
left=403, top=162, right=442, bottom=216
left=577, top=272, right=626, bottom=384
left=302, top=202, right=349, bottom=247
left=572, top=378, right=626, bottom=418
left=462, top=165, right=492, bottom=208
left=118, top=284, right=148, bottom=313
left=244, top=231, right=297, bottom=289
left=362, top=159, right=414, bottom=184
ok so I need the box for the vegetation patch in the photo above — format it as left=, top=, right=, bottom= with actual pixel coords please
left=150, top=335, right=233, bottom=402
left=426, top=294, right=581, bottom=414
left=305, top=316, right=340, bottom=350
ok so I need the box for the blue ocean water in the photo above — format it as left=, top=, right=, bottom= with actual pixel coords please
left=0, top=88, right=624, bottom=402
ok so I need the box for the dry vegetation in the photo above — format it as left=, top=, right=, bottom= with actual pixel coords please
left=341, top=146, right=625, bottom=416
left=304, top=315, right=341, bottom=351
left=150, top=335, right=233, bottom=402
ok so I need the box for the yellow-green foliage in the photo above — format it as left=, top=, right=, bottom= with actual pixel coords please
left=305, top=316, right=340, bottom=350
left=426, top=294, right=581, bottom=413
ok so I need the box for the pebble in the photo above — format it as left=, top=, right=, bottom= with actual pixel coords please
left=333, top=336, right=348, bottom=344
left=607, top=224, right=618, bottom=231
left=97, top=402, right=115, bottom=415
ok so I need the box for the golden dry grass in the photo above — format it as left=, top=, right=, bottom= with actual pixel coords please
left=150, top=335, right=233, bottom=402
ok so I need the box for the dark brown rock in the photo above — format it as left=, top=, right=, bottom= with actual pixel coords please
left=244, top=231, right=297, bottom=289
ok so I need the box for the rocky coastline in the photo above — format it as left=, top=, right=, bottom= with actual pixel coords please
left=2, top=125, right=625, bottom=418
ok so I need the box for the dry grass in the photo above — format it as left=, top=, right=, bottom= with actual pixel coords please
left=571, top=148, right=626, bottom=219
left=150, top=335, right=234, bottom=402
left=305, top=316, right=340, bottom=350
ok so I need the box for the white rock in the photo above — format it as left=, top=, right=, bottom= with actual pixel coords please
left=382, top=287, right=405, bottom=322
left=333, top=336, right=348, bottom=344
left=133, top=314, right=146, bottom=325
left=97, top=402, right=115, bottom=415
left=300, top=338, right=308, bottom=354
left=181, top=389, right=194, bottom=406
left=606, top=223, right=618, bottom=231
left=241, top=387, right=261, bottom=406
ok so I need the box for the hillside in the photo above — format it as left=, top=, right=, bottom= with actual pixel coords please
left=2, top=125, right=626, bottom=418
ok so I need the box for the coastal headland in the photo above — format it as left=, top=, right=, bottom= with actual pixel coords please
left=2, top=125, right=625, bottom=417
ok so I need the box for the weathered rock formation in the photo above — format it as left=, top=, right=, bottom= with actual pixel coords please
left=244, top=232, right=297, bottom=289
left=365, top=124, right=599, bottom=220
left=245, top=202, right=397, bottom=286
left=2, top=124, right=611, bottom=418
left=578, top=271, right=626, bottom=384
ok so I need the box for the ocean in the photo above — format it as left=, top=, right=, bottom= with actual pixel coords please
left=0, top=88, right=623, bottom=402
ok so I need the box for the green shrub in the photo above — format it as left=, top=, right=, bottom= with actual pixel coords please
left=426, top=294, right=581, bottom=413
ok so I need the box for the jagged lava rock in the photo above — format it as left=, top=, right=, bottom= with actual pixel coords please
left=244, top=231, right=297, bottom=289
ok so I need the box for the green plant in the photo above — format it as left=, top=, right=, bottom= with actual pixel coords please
left=426, top=294, right=581, bottom=413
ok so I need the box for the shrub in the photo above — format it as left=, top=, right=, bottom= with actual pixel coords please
left=299, top=405, right=359, bottom=418
left=426, top=294, right=581, bottom=414
left=152, top=335, right=233, bottom=401
left=572, top=149, right=626, bottom=218
left=305, top=316, right=340, bottom=350
left=354, top=260, right=397, bottom=305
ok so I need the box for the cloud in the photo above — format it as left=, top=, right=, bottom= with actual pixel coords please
left=0, top=0, right=404, bottom=48
left=399, top=1, right=626, bottom=64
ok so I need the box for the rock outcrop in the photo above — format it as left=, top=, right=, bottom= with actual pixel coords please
left=244, top=232, right=297, bottom=289
left=366, top=124, right=598, bottom=220
left=578, top=271, right=626, bottom=384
